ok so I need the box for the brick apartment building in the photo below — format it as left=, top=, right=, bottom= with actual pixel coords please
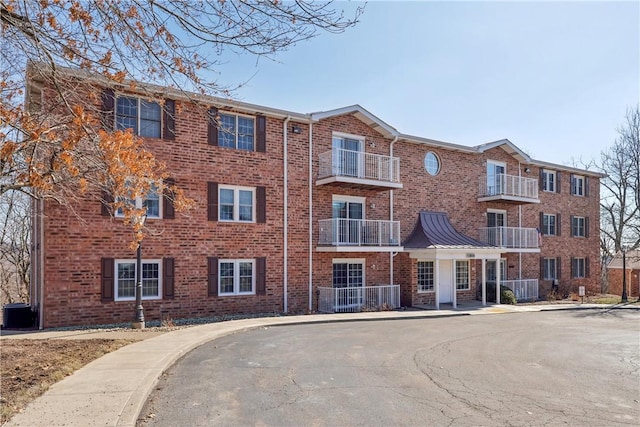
left=27, top=69, right=604, bottom=328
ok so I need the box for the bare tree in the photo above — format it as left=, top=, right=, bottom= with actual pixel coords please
left=0, top=190, right=30, bottom=305
left=1, top=0, right=362, bottom=241
left=596, top=106, right=640, bottom=291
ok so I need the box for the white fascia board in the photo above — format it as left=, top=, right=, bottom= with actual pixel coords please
left=310, top=105, right=399, bottom=138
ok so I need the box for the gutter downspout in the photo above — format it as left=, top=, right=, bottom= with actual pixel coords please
left=308, top=122, right=314, bottom=312
left=283, top=116, right=291, bottom=313
left=518, top=162, right=523, bottom=280
left=38, top=198, right=44, bottom=329
left=389, top=136, right=398, bottom=286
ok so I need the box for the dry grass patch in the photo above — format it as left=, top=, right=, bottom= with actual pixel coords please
left=0, top=339, right=135, bottom=423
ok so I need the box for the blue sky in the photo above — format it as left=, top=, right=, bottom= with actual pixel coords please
left=214, top=1, right=639, bottom=168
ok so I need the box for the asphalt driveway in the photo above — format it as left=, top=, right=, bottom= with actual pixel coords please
left=139, top=309, right=640, bottom=426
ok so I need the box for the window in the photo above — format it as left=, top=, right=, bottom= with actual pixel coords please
left=332, top=133, right=364, bottom=177
left=542, top=170, right=556, bottom=192
left=417, top=261, right=434, bottom=292
left=219, top=186, right=255, bottom=222
left=332, top=260, right=364, bottom=288
left=115, top=259, right=161, bottom=301
left=572, top=258, right=586, bottom=278
left=332, top=195, right=365, bottom=245
left=486, top=161, right=506, bottom=195
left=542, top=214, right=556, bottom=236
left=218, top=113, right=255, bottom=151
left=219, top=259, right=255, bottom=295
left=116, top=96, right=162, bottom=138
left=424, top=152, right=440, bottom=176
left=542, top=258, right=557, bottom=280
left=455, top=260, right=470, bottom=290
left=572, top=216, right=586, bottom=237
left=115, top=183, right=162, bottom=219
left=571, top=174, right=585, bottom=196
left=486, top=259, right=507, bottom=282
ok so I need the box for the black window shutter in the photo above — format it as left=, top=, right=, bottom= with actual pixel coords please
left=208, top=108, right=218, bottom=146
left=163, top=258, right=175, bottom=299
left=540, top=256, right=544, bottom=280
left=256, top=186, right=266, bottom=223
left=207, top=182, right=218, bottom=221
left=585, top=176, right=590, bottom=197
left=570, top=173, right=575, bottom=194
left=163, top=178, right=175, bottom=219
left=570, top=257, right=575, bottom=278
left=256, top=257, right=266, bottom=295
left=256, top=115, right=267, bottom=152
left=101, top=88, right=115, bottom=131
left=556, top=171, right=561, bottom=193
left=539, top=169, right=544, bottom=191
left=101, top=190, right=113, bottom=216
left=101, top=258, right=114, bottom=302
left=585, top=256, right=590, bottom=278
left=570, top=215, right=575, bottom=236
left=584, top=217, right=589, bottom=238
left=207, top=257, right=218, bottom=297
left=163, top=99, right=176, bottom=140
left=556, top=257, right=562, bottom=280
left=556, top=213, right=561, bottom=236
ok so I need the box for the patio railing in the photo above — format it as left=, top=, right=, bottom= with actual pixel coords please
left=318, top=285, right=401, bottom=313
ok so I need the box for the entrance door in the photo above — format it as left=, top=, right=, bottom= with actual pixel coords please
left=487, top=161, right=506, bottom=195
left=332, top=261, right=364, bottom=309
left=332, top=199, right=364, bottom=245
left=438, top=260, right=453, bottom=303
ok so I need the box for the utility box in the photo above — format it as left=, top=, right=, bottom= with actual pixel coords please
left=2, top=303, right=35, bottom=329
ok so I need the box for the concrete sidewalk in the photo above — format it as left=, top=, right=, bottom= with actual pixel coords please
left=3, top=303, right=637, bottom=427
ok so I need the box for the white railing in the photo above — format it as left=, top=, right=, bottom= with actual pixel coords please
left=318, top=148, right=401, bottom=184
left=502, top=279, right=539, bottom=301
left=478, top=227, right=539, bottom=249
left=318, top=285, right=401, bottom=313
left=479, top=173, right=538, bottom=200
left=318, top=218, right=401, bottom=247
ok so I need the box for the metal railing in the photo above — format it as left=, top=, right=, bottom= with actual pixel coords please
left=318, top=285, right=401, bottom=313
left=318, top=218, right=401, bottom=247
left=318, top=148, right=401, bottom=184
left=478, top=227, right=539, bottom=249
left=502, top=279, right=539, bottom=301
left=479, top=174, right=538, bottom=200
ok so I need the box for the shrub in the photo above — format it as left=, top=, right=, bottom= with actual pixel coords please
left=485, top=283, right=517, bottom=305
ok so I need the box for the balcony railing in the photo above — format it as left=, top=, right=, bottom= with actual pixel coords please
left=503, top=279, right=539, bottom=301
left=478, top=227, right=540, bottom=250
left=317, top=148, right=401, bottom=187
left=319, top=218, right=401, bottom=247
left=478, top=174, right=538, bottom=202
left=318, top=285, right=401, bottom=313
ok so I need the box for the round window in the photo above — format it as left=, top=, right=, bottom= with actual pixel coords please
left=424, top=152, right=440, bottom=176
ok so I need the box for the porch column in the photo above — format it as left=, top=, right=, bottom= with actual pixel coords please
left=482, top=258, right=487, bottom=306
left=452, top=260, right=457, bottom=309
left=496, top=256, right=501, bottom=304
left=435, top=259, right=440, bottom=310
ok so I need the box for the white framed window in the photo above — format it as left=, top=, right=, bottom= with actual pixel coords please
left=332, top=258, right=365, bottom=288
left=115, top=182, right=162, bottom=219
left=542, top=214, right=556, bottom=236
left=487, top=160, right=506, bottom=195
left=417, top=261, right=434, bottom=292
left=486, top=259, right=507, bottom=282
left=571, top=174, right=585, bottom=196
left=542, top=169, right=556, bottom=192
left=542, top=258, right=557, bottom=280
left=219, top=259, right=255, bottom=295
left=572, top=257, right=586, bottom=278
left=572, top=216, right=586, bottom=237
left=116, top=96, right=162, bottom=138
left=455, top=260, right=470, bottom=290
left=115, top=259, right=162, bottom=301
left=219, top=185, right=255, bottom=222
left=424, top=152, right=441, bottom=176
left=218, top=113, right=255, bottom=151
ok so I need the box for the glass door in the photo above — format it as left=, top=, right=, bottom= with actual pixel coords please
left=487, top=161, right=506, bottom=195
left=333, top=136, right=363, bottom=177
left=333, top=200, right=364, bottom=245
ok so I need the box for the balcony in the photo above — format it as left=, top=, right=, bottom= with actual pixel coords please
left=478, top=227, right=540, bottom=252
left=318, top=285, right=401, bottom=313
left=317, top=148, right=402, bottom=189
left=317, top=218, right=402, bottom=252
left=478, top=174, right=539, bottom=203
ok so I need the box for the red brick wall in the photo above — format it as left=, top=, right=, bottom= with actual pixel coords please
left=607, top=268, right=640, bottom=297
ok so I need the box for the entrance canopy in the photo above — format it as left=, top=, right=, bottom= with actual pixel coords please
left=403, top=211, right=505, bottom=307
left=403, top=211, right=503, bottom=259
